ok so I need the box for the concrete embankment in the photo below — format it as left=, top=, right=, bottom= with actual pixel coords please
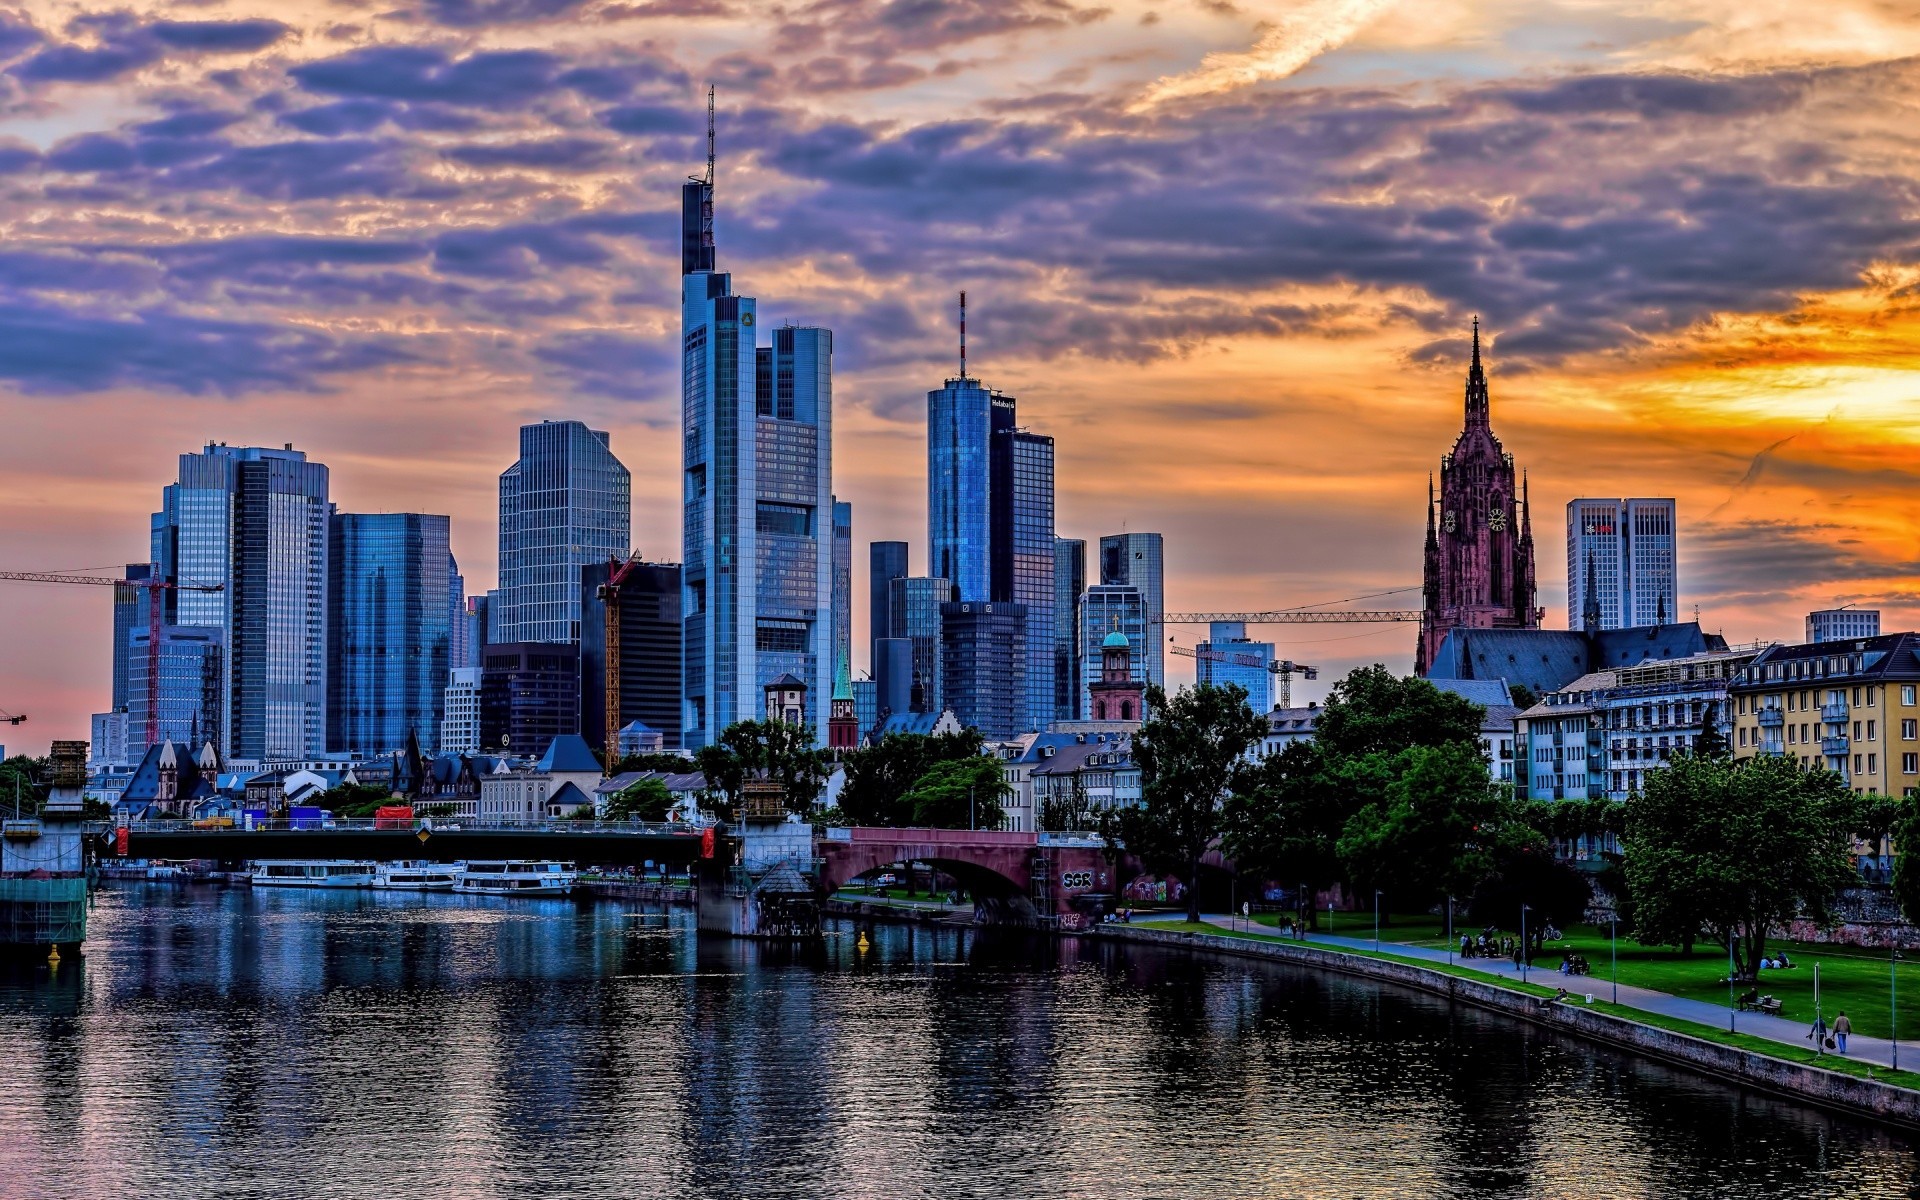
left=823, top=898, right=973, bottom=927
left=1101, top=923, right=1920, bottom=1133
left=579, top=879, right=693, bottom=904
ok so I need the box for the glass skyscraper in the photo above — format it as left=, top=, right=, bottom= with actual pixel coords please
left=1196, top=621, right=1275, bottom=713
left=1079, top=584, right=1147, bottom=719
left=928, top=378, right=995, bottom=600
left=126, top=625, right=223, bottom=751
left=941, top=600, right=1027, bottom=741
left=151, top=444, right=330, bottom=760
left=681, top=164, right=834, bottom=746
left=1053, top=538, right=1085, bottom=721
left=1566, top=498, right=1678, bottom=631
left=1099, top=532, right=1165, bottom=689
left=1006, top=431, right=1055, bottom=731
left=869, top=540, right=909, bottom=661
left=832, top=498, right=853, bottom=686
left=110, top=562, right=153, bottom=712
left=497, top=421, right=630, bottom=645
left=328, top=512, right=453, bottom=756
left=890, top=577, right=949, bottom=713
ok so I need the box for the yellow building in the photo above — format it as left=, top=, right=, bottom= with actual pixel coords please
left=1728, top=632, right=1920, bottom=801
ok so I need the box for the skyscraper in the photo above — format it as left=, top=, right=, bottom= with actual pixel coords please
left=832, top=498, right=853, bottom=689
left=480, top=642, right=579, bottom=758
left=497, top=420, right=631, bottom=645
left=1807, top=608, right=1881, bottom=643
left=869, top=541, right=909, bottom=659
left=1417, top=322, right=1540, bottom=675
left=441, top=667, right=481, bottom=755
left=941, top=600, right=1027, bottom=741
left=1053, top=538, right=1085, bottom=721
left=327, top=512, right=453, bottom=756
left=1196, top=621, right=1275, bottom=712
left=448, top=554, right=468, bottom=671
left=890, top=577, right=950, bottom=713
left=928, top=375, right=996, bottom=600
left=151, top=443, right=330, bottom=760
left=1005, top=431, right=1056, bottom=733
left=125, top=625, right=223, bottom=753
left=1098, top=532, right=1164, bottom=689
left=580, top=559, right=683, bottom=754
left=110, top=562, right=153, bottom=712
left=681, top=126, right=834, bottom=747
left=1079, top=584, right=1147, bottom=718
left=1566, top=498, right=1678, bottom=631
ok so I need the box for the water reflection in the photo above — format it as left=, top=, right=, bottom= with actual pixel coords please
left=0, top=885, right=1913, bottom=1199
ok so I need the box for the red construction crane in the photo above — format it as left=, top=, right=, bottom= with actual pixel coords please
left=596, top=554, right=645, bottom=776
left=1169, top=643, right=1321, bottom=708
left=0, top=569, right=224, bottom=747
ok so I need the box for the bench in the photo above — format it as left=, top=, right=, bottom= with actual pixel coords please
left=1758, top=997, right=1783, bottom=1016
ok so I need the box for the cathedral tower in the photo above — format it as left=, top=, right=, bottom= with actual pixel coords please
left=1416, top=322, right=1541, bottom=674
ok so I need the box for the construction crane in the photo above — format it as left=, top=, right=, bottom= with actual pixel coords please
left=0, top=709, right=23, bottom=725
left=596, top=554, right=645, bottom=776
left=1170, top=644, right=1321, bottom=708
left=0, top=569, right=224, bottom=747
left=1161, top=610, right=1421, bottom=625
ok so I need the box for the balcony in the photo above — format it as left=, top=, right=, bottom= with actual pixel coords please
left=1821, top=736, right=1850, bottom=756
left=1821, top=703, right=1850, bottom=722
left=1757, top=709, right=1784, bottom=728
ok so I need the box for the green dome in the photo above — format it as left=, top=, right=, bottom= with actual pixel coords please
left=1102, top=630, right=1130, bottom=649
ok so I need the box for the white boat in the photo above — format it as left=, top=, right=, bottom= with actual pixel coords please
left=250, top=860, right=377, bottom=888
left=454, top=860, right=578, bottom=898
left=374, top=861, right=458, bottom=891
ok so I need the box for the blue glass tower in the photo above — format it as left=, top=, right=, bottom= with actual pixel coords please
left=328, top=512, right=453, bottom=755
left=1196, top=621, right=1275, bottom=713
left=497, top=420, right=630, bottom=645
left=681, top=132, right=833, bottom=747
left=928, top=377, right=995, bottom=601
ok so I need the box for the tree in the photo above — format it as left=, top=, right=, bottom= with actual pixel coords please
left=1040, top=776, right=1095, bottom=833
left=695, top=719, right=830, bottom=820
left=1335, top=741, right=1510, bottom=913
left=604, top=776, right=675, bottom=822
left=1219, top=741, right=1348, bottom=927
left=0, top=755, right=50, bottom=816
left=1507, top=683, right=1539, bottom=711
left=1466, top=835, right=1595, bottom=956
left=901, top=757, right=1008, bottom=829
left=1887, top=790, right=1920, bottom=921
left=1693, top=702, right=1730, bottom=760
left=1312, top=665, right=1486, bottom=762
left=609, top=751, right=698, bottom=775
left=1625, top=753, right=1860, bottom=975
left=316, top=782, right=395, bottom=818
left=835, top=730, right=987, bottom=827
left=1111, top=682, right=1267, bottom=922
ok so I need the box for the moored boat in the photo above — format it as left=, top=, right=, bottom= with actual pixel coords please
left=374, top=861, right=458, bottom=891
left=453, top=860, right=578, bottom=898
left=250, top=860, right=377, bottom=888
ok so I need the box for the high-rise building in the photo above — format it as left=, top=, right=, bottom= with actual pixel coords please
left=1417, top=323, right=1540, bottom=674
left=681, top=138, right=834, bottom=747
left=497, top=420, right=631, bottom=645
left=869, top=541, right=909, bottom=658
left=941, top=600, right=1027, bottom=740
left=852, top=676, right=879, bottom=739
left=1807, top=608, right=1881, bottom=643
left=110, top=562, right=154, bottom=711
left=480, top=642, right=579, bottom=758
left=327, top=512, right=453, bottom=756
left=928, top=376, right=995, bottom=601
left=1566, top=498, right=1678, bottom=631
left=873, top=638, right=913, bottom=720
left=151, top=443, right=330, bottom=760
left=890, top=577, right=949, bottom=713
left=1005, top=431, right=1056, bottom=733
left=448, top=555, right=469, bottom=670
left=1079, top=584, right=1147, bottom=718
left=1197, top=621, right=1275, bottom=712
left=441, top=667, right=481, bottom=755
left=580, top=559, right=682, bottom=754
left=832, top=498, right=853, bottom=688
left=125, top=625, right=223, bottom=753
left=1098, top=532, right=1164, bottom=689
left=457, top=595, right=488, bottom=671
left=1053, top=538, right=1085, bottom=721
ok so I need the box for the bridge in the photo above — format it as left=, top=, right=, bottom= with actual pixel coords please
left=817, top=827, right=1119, bottom=929
left=95, top=819, right=718, bottom=868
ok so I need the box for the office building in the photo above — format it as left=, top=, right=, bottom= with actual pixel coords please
left=479, top=642, right=579, bottom=758
left=833, top=499, right=853, bottom=691
left=873, top=637, right=913, bottom=720
left=890, top=576, right=949, bottom=714
left=448, top=556, right=469, bottom=670
left=497, top=420, right=631, bottom=645
left=1197, top=621, right=1275, bottom=712
left=1079, top=584, right=1147, bottom=718
left=681, top=144, right=834, bottom=747
left=580, top=559, right=682, bottom=754
left=1730, top=633, right=1920, bottom=802
left=328, top=512, right=453, bottom=756
left=441, top=667, right=481, bottom=755
left=125, top=625, right=224, bottom=754
left=110, top=563, right=154, bottom=711
left=1003, top=431, right=1055, bottom=732
left=1566, top=498, right=1678, bottom=631
left=1098, top=532, right=1164, bottom=689
left=1808, top=608, right=1881, bottom=643
left=151, top=443, right=330, bottom=760
left=928, top=376, right=996, bottom=600
left=1054, top=538, right=1086, bottom=722
left=457, top=594, right=488, bottom=671
left=870, top=541, right=909, bottom=657
left=941, top=600, right=1027, bottom=741
left=1416, top=324, right=1540, bottom=674
left=853, top=676, right=879, bottom=739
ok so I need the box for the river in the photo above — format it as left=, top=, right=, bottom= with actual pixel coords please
left=1, top=883, right=1915, bottom=1199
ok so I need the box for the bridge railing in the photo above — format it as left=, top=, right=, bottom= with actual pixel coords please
left=89, top=818, right=714, bottom=837
left=817, top=826, right=1110, bottom=847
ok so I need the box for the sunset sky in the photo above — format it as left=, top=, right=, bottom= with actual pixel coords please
left=0, top=0, right=1917, bottom=754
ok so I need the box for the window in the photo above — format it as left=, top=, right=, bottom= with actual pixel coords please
left=1904, top=754, right=1918, bottom=775
left=1904, top=720, right=1917, bottom=741
left=1868, top=720, right=1877, bottom=741
left=1868, top=753, right=1877, bottom=774
left=755, top=501, right=813, bottom=537
left=1905, top=686, right=1917, bottom=707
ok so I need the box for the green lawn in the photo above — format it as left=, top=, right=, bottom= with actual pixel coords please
left=1250, top=908, right=1452, bottom=943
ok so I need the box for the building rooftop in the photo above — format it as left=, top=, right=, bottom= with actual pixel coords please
left=534, top=733, right=601, bottom=774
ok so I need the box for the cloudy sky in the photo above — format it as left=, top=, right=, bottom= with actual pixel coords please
left=0, top=0, right=1917, bottom=751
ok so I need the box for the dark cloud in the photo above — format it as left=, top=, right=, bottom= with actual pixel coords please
left=533, top=330, right=678, bottom=406
left=444, top=137, right=617, bottom=170
left=414, top=0, right=594, bottom=26
left=290, top=46, right=568, bottom=109
left=11, top=14, right=288, bottom=85
left=1688, top=520, right=1920, bottom=610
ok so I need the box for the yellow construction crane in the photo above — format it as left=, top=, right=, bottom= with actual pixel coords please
left=595, top=554, right=644, bottom=776
left=1169, top=643, right=1320, bottom=708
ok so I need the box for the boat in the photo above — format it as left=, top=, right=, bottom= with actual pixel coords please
left=374, top=861, right=458, bottom=891
left=453, top=860, right=578, bottom=898
left=249, top=860, right=377, bottom=888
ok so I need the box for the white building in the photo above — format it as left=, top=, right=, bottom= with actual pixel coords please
left=1566, top=498, right=1677, bottom=630
left=441, top=667, right=481, bottom=755
left=477, top=734, right=603, bottom=825
left=1807, top=608, right=1880, bottom=643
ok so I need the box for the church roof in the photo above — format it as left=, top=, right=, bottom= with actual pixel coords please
left=1427, top=624, right=1727, bottom=697
left=546, top=780, right=594, bottom=811
left=1102, top=631, right=1130, bottom=649
left=534, top=733, right=601, bottom=774
left=766, top=673, right=807, bottom=689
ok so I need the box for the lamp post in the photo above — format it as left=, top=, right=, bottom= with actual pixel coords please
left=1374, top=890, right=1382, bottom=952
left=1447, top=895, right=1455, bottom=966
left=1894, top=947, right=1902, bottom=1072
left=1610, top=912, right=1618, bottom=1005
left=1727, top=935, right=1737, bottom=1033
left=1520, top=904, right=1530, bottom=983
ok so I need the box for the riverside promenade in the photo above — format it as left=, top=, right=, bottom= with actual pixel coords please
left=1189, top=915, right=1905, bottom=1071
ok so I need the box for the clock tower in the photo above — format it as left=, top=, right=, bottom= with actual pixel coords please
left=1416, top=321, right=1541, bottom=674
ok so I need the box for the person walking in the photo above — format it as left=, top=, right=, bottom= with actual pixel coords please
left=1808, top=1012, right=1830, bottom=1055
left=1833, top=1011, right=1852, bottom=1055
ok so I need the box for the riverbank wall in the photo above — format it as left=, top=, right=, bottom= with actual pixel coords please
left=580, top=879, right=693, bottom=904
left=1101, top=923, right=1920, bottom=1133
left=823, top=898, right=973, bottom=927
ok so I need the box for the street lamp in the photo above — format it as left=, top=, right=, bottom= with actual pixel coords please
left=1374, top=889, right=1382, bottom=951
left=1728, top=935, right=1737, bottom=1033
left=1894, top=947, right=1902, bottom=1072
left=1609, top=911, right=1618, bottom=1005
left=1447, top=895, right=1455, bottom=966
left=1520, top=903, right=1531, bottom=983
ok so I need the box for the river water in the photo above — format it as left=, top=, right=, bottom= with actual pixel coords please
left=2, top=884, right=1916, bottom=1199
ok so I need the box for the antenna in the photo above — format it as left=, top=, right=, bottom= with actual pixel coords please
left=705, top=84, right=715, bottom=187
left=959, top=290, right=967, bottom=380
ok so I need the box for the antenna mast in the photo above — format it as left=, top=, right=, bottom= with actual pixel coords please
left=705, top=84, right=715, bottom=187
left=959, top=290, right=967, bottom=380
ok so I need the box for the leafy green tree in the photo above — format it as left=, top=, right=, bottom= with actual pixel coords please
left=604, top=776, right=675, bottom=822
left=1693, top=703, right=1731, bottom=760
left=1466, top=835, right=1595, bottom=956
left=317, top=782, right=397, bottom=818
left=836, top=730, right=988, bottom=827
left=0, top=755, right=50, bottom=816
left=1886, top=791, right=1920, bottom=921
left=1507, top=683, right=1539, bottom=711
left=1040, top=777, right=1095, bottom=833
left=610, top=751, right=698, bottom=775
left=1312, top=665, right=1486, bottom=762
left=1336, top=740, right=1510, bottom=912
left=902, top=757, right=1008, bottom=829
left=1110, top=682, right=1267, bottom=923
left=1220, top=741, right=1349, bottom=927
left=1626, top=752, right=1860, bottom=974
left=695, top=719, right=830, bottom=820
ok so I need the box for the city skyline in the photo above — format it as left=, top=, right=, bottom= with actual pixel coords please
left=2, top=2, right=1919, bottom=750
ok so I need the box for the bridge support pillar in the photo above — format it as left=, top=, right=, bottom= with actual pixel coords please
left=697, top=819, right=821, bottom=939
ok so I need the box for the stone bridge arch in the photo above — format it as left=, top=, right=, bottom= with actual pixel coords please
left=816, top=828, right=1119, bottom=928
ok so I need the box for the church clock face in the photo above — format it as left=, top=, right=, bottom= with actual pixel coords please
left=1443, top=510, right=1457, bottom=533
left=1489, top=508, right=1508, bottom=532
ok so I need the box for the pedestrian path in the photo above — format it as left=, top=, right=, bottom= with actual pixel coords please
left=1192, top=915, right=1907, bottom=1072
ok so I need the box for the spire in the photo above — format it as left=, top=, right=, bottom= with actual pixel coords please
left=1520, top=471, right=1531, bottom=534
left=1582, top=552, right=1602, bottom=634
left=833, top=647, right=852, bottom=702
left=959, top=290, right=967, bottom=381
left=705, top=83, right=715, bottom=188
left=1464, top=317, right=1490, bottom=427
left=1656, top=590, right=1668, bottom=625
left=1424, top=474, right=1437, bottom=547
left=680, top=86, right=717, bottom=275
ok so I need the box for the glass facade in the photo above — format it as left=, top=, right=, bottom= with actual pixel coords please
left=1080, top=584, right=1147, bottom=719
left=497, top=421, right=631, bottom=645
left=1099, top=533, right=1165, bottom=689
left=480, top=642, right=579, bottom=758
left=890, top=577, right=950, bottom=713
left=1196, top=621, right=1275, bottom=713
left=152, top=444, right=329, bottom=760
left=126, top=625, right=223, bottom=752
left=832, top=499, right=853, bottom=687
left=580, top=560, right=682, bottom=753
left=927, top=377, right=994, bottom=601
left=1566, top=498, right=1676, bottom=631
left=328, top=512, right=453, bottom=756
left=1009, top=432, right=1055, bottom=733
left=1053, top=539, right=1085, bottom=722
left=110, top=562, right=153, bottom=711
left=940, top=601, right=1027, bottom=741
left=869, top=541, right=909, bottom=653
